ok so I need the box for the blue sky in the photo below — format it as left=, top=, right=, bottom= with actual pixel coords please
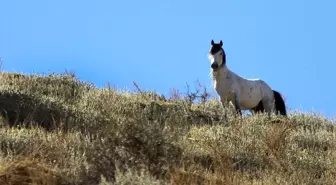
left=0, top=0, right=335, bottom=117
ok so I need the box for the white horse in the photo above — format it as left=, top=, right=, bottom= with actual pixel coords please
left=208, top=40, right=286, bottom=116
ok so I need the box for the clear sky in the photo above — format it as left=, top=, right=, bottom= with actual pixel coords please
left=0, top=0, right=335, bottom=117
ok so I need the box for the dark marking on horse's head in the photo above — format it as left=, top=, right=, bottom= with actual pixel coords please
left=211, top=63, right=218, bottom=69
left=209, top=40, right=226, bottom=65
left=210, top=40, right=223, bottom=55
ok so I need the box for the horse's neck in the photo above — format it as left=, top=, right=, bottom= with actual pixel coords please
left=211, top=66, right=230, bottom=81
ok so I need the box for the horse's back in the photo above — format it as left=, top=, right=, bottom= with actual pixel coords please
left=237, top=77, right=273, bottom=109
left=250, top=79, right=273, bottom=99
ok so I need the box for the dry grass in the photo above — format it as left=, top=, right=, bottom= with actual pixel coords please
left=0, top=159, right=58, bottom=185
left=0, top=72, right=335, bottom=185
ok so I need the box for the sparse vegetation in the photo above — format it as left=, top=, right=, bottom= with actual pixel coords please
left=0, top=72, right=335, bottom=185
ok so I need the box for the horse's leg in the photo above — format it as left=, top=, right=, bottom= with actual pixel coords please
left=219, top=97, right=228, bottom=120
left=234, top=93, right=242, bottom=116
left=220, top=97, right=226, bottom=108
left=262, top=97, right=275, bottom=117
left=251, top=100, right=264, bottom=115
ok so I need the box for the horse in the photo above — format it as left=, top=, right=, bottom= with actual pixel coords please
left=208, top=40, right=287, bottom=116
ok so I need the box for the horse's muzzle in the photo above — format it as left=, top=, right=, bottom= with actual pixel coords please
left=211, top=63, right=218, bottom=70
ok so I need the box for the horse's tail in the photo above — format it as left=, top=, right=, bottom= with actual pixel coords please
left=273, top=90, right=287, bottom=116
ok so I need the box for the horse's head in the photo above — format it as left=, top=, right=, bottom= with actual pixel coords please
left=208, top=40, right=226, bottom=71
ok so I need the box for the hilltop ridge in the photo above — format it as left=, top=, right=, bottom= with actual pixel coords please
left=0, top=72, right=334, bottom=185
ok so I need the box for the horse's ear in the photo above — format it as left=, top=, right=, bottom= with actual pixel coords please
left=211, top=40, right=214, bottom=45
left=219, top=40, right=223, bottom=46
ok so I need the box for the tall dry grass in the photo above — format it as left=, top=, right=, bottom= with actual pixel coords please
left=0, top=72, right=334, bottom=185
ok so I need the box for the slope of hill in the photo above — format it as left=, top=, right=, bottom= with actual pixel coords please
left=0, top=72, right=334, bottom=185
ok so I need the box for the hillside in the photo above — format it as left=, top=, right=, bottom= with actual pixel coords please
left=0, top=72, right=334, bottom=185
